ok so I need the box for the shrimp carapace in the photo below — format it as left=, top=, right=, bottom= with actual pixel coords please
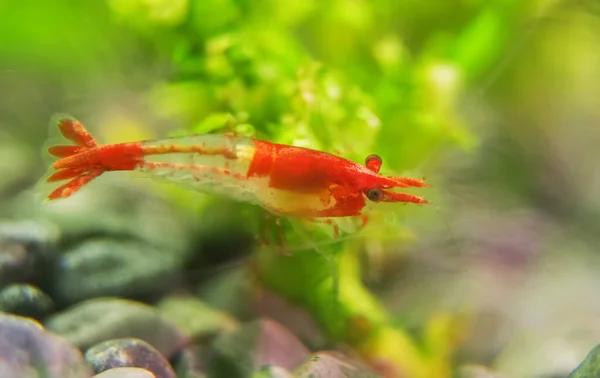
left=43, top=116, right=429, bottom=219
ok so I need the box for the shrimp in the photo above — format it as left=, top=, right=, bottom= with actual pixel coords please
left=43, top=117, right=429, bottom=230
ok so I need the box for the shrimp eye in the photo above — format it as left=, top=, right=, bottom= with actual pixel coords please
left=366, top=188, right=384, bottom=202
left=365, top=154, right=382, bottom=173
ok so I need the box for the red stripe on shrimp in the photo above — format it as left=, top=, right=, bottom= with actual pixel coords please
left=247, top=140, right=277, bottom=178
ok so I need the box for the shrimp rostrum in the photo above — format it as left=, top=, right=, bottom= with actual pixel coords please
left=44, top=117, right=429, bottom=228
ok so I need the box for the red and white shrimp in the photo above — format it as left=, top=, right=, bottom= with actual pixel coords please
left=43, top=117, right=429, bottom=228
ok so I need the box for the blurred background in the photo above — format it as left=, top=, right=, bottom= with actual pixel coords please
left=2, top=0, right=600, bottom=377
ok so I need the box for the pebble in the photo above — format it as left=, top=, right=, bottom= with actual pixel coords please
left=0, top=283, right=54, bottom=320
left=0, top=311, right=92, bottom=378
left=209, top=317, right=309, bottom=375
left=295, top=351, right=379, bottom=378
left=254, top=365, right=294, bottom=378
left=21, top=181, right=194, bottom=254
left=85, top=338, right=175, bottom=378
left=0, top=220, right=59, bottom=289
left=45, top=297, right=186, bottom=358
left=458, top=365, right=507, bottom=378
left=156, top=296, right=238, bottom=340
left=196, top=266, right=254, bottom=321
left=94, top=367, right=156, bottom=378
left=50, top=238, right=181, bottom=305
left=171, top=346, right=207, bottom=378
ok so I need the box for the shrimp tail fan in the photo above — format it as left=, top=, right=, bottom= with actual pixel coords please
left=41, top=116, right=104, bottom=201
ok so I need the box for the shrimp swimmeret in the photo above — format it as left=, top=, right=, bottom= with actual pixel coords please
left=43, top=117, right=429, bottom=232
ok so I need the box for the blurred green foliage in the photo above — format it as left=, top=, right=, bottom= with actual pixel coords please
left=0, top=0, right=564, bottom=376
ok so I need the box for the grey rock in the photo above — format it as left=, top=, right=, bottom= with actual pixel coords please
left=251, top=288, right=325, bottom=349
left=210, top=318, right=309, bottom=376
left=156, top=296, right=238, bottom=340
left=171, top=346, right=207, bottom=378
left=196, top=266, right=253, bottom=319
left=51, top=238, right=181, bottom=305
left=294, top=351, right=379, bottom=378
left=253, top=365, right=294, bottom=378
left=45, top=298, right=186, bottom=358
left=0, top=283, right=54, bottom=320
left=14, top=181, right=194, bottom=254
left=85, top=338, right=175, bottom=378
left=0, top=311, right=93, bottom=378
left=93, top=367, right=156, bottom=377
left=458, top=365, right=507, bottom=378
left=0, top=220, right=59, bottom=289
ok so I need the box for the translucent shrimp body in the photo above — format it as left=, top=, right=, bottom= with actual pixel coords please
left=138, top=134, right=262, bottom=204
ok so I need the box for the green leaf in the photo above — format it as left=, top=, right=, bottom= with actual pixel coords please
left=569, top=344, right=600, bottom=378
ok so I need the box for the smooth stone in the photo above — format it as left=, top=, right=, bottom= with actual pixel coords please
left=50, top=238, right=181, bottom=305
left=210, top=318, right=309, bottom=376
left=45, top=298, right=186, bottom=358
left=0, top=220, right=59, bottom=289
left=0, top=283, right=54, bottom=320
left=569, top=343, right=600, bottom=377
left=458, top=365, right=507, bottom=378
left=295, top=351, right=379, bottom=378
left=170, top=346, right=207, bottom=378
left=196, top=266, right=254, bottom=320
left=17, top=181, right=194, bottom=254
left=251, top=288, right=324, bottom=348
left=86, top=338, right=175, bottom=378
left=253, top=365, right=294, bottom=378
left=493, top=328, right=600, bottom=377
left=94, top=367, right=156, bottom=377
left=156, top=296, right=238, bottom=340
left=0, top=311, right=93, bottom=378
